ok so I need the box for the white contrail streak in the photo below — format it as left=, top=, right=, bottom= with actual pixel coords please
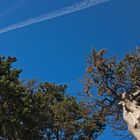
left=0, top=0, right=109, bottom=34
left=0, top=0, right=26, bottom=18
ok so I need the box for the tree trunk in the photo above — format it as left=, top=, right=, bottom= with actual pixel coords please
left=121, top=90, right=140, bottom=140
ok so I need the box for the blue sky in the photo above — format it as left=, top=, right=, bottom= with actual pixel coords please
left=0, top=0, right=140, bottom=139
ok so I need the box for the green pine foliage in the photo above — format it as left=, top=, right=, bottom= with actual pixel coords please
left=0, top=56, right=106, bottom=140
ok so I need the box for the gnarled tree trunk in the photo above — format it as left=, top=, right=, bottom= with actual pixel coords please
left=121, top=90, right=140, bottom=140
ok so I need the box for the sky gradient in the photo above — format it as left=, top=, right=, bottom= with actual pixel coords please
left=0, top=0, right=140, bottom=139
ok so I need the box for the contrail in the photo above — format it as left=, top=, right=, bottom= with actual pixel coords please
left=0, top=0, right=26, bottom=18
left=0, top=0, right=109, bottom=34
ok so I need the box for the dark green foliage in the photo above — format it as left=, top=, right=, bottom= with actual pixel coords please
left=83, top=48, right=140, bottom=136
left=0, top=56, right=105, bottom=140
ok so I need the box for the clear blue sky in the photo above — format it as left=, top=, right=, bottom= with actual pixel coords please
left=0, top=0, right=140, bottom=139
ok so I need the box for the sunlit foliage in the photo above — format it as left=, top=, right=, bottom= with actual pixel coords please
left=83, top=47, right=140, bottom=138
left=0, top=56, right=105, bottom=140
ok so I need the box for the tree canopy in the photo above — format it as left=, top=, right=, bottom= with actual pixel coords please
left=83, top=47, right=140, bottom=138
left=0, top=56, right=106, bottom=140
left=0, top=47, right=139, bottom=139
